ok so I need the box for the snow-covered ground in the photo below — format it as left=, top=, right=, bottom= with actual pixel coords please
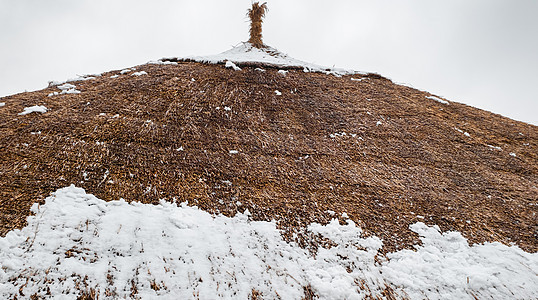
left=0, top=186, right=536, bottom=299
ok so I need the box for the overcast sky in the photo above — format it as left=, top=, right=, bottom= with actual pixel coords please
left=1, top=0, right=537, bottom=125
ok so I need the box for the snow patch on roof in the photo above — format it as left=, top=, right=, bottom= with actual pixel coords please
left=49, top=83, right=81, bottom=96
left=148, top=60, right=178, bottom=65
left=0, top=186, right=536, bottom=299
left=426, top=95, right=449, bottom=105
left=18, top=105, right=48, bottom=115
left=164, top=43, right=364, bottom=76
left=225, top=60, right=241, bottom=71
left=383, top=222, right=537, bottom=299
left=131, top=71, right=148, bottom=76
left=48, top=74, right=100, bottom=87
left=487, top=145, right=502, bottom=151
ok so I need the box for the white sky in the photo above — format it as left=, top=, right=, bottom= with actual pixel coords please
left=1, top=0, right=537, bottom=125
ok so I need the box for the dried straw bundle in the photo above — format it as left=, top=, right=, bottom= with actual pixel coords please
left=247, top=2, right=268, bottom=48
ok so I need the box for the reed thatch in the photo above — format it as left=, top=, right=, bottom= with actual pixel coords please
left=247, top=2, right=268, bottom=48
left=0, top=61, right=536, bottom=254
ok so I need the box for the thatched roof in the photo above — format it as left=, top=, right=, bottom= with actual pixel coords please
left=0, top=56, right=536, bottom=253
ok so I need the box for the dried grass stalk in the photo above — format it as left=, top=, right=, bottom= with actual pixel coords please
left=247, top=2, right=268, bottom=48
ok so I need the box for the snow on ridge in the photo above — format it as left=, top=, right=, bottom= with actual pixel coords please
left=164, top=43, right=364, bottom=76
left=225, top=60, right=241, bottom=71
left=48, top=74, right=100, bottom=87
left=120, top=68, right=134, bottom=74
left=0, top=186, right=536, bottom=299
left=426, top=95, right=449, bottom=105
left=148, top=60, right=178, bottom=65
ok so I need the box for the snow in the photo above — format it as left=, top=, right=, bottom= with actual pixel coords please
left=330, top=132, right=346, bottom=138
left=0, top=102, right=5, bottom=107
left=426, top=95, right=449, bottom=105
left=229, top=150, right=239, bottom=154
left=509, top=152, right=517, bottom=157
left=175, top=43, right=363, bottom=76
left=383, top=223, right=537, bottom=299
left=329, top=132, right=358, bottom=139
left=278, top=70, right=288, bottom=76
left=57, top=83, right=74, bottom=90
left=49, top=83, right=81, bottom=96
left=58, top=83, right=77, bottom=91
left=376, top=121, right=382, bottom=126
left=0, top=186, right=536, bottom=299
left=225, top=60, right=241, bottom=71
left=455, top=128, right=470, bottom=136
left=47, top=74, right=100, bottom=87
left=18, top=105, right=48, bottom=115
left=275, top=90, right=282, bottom=96
left=148, top=60, right=178, bottom=65
left=0, top=187, right=380, bottom=298
left=120, top=68, right=134, bottom=74
left=61, top=89, right=81, bottom=95
left=110, top=75, right=119, bottom=78
left=131, top=71, right=148, bottom=76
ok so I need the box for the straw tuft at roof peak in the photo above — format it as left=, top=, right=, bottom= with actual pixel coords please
left=247, top=2, right=268, bottom=48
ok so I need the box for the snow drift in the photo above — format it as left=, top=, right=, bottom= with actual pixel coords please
left=1, top=186, right=536, bottom=299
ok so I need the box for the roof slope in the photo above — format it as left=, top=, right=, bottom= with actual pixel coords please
left=0, top=53, right=536, bottom=253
